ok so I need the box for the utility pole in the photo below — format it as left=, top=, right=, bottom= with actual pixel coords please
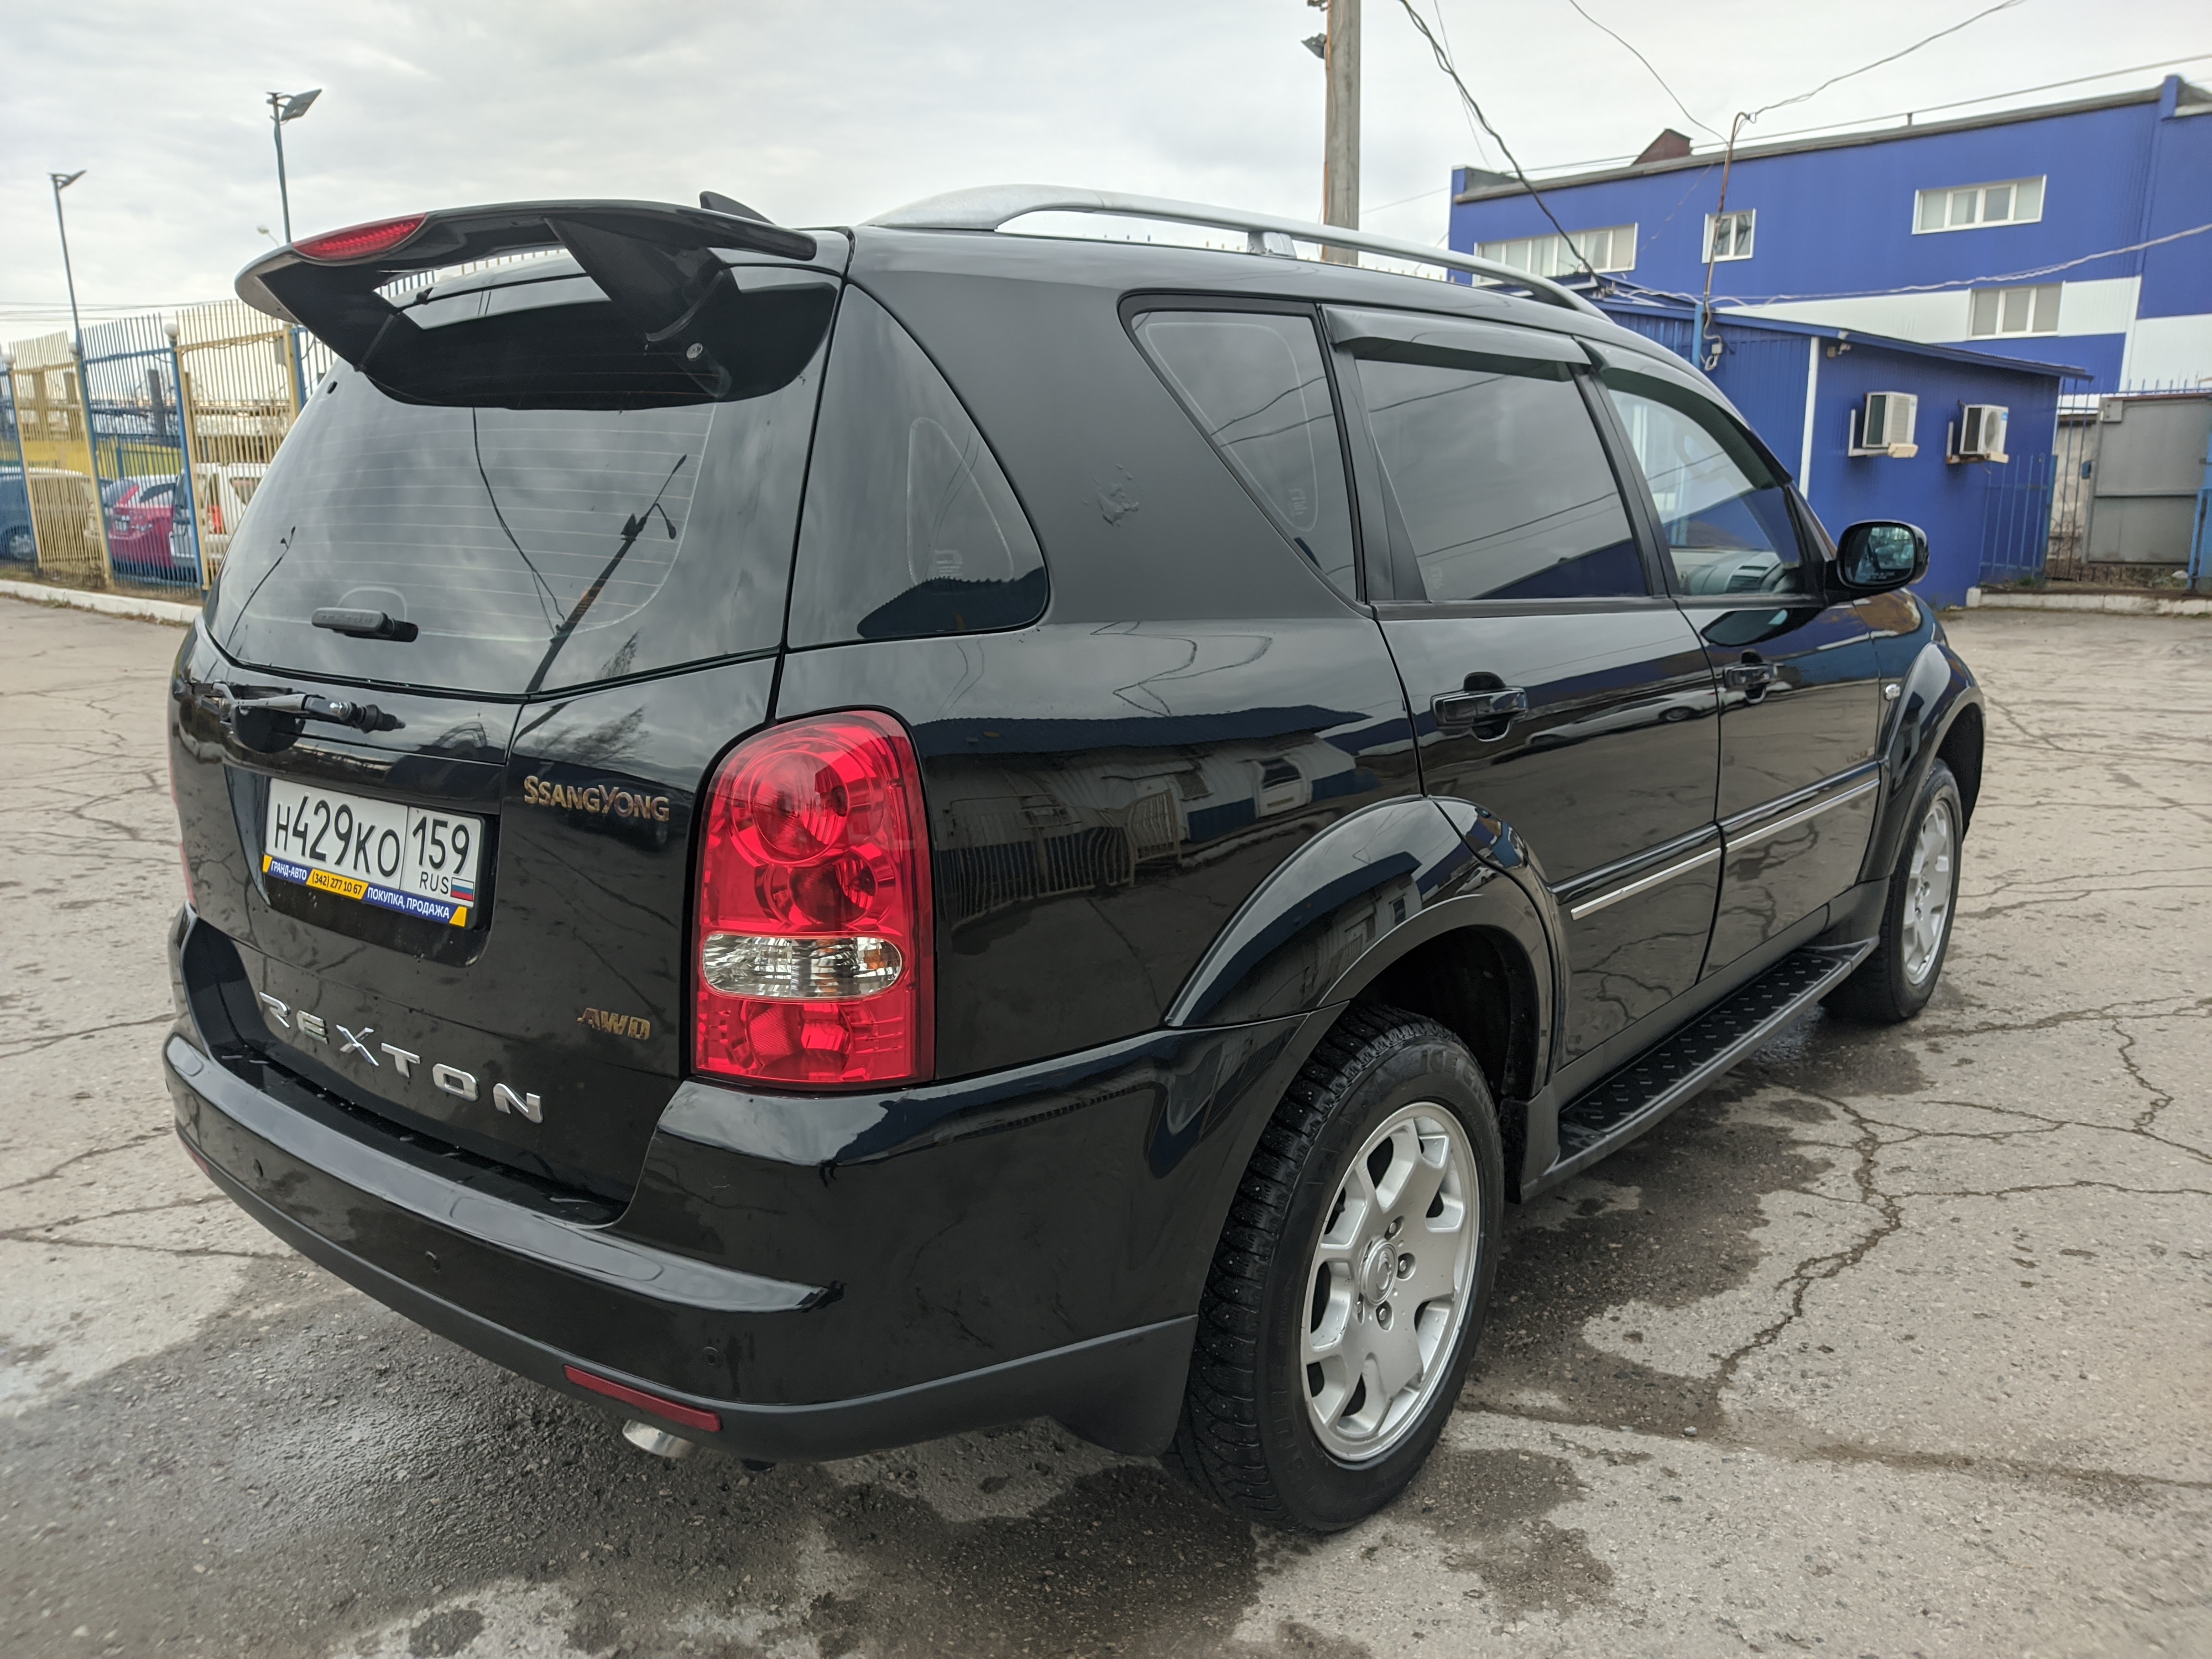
left=1319, top=0, right=1360, bottom=262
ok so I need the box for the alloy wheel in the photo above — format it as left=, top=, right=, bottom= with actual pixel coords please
left=1901, top=795, right=1957, bottom=986
left=1300, top=1104, right=1478, bottom=1463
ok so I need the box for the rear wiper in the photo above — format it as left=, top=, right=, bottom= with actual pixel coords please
left=195, top=681, right=403, bottom=749
left=521, top=455, right=687, bottom=696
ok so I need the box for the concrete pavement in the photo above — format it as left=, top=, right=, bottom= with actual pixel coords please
left=2, top=597, right=2206, bottom=1657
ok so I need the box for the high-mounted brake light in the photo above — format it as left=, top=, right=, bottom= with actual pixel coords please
left=693, top=711, right=933, bottom=1088
left=293, top=214, right=427, bottom=263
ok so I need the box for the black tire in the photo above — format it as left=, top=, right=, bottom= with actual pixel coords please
left=1829, top=759, right=1964, bottom=1024
left=1170, top=1003, right=1503, bottom=1531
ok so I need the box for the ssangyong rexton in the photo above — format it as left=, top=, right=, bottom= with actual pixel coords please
left=164, top=188, right=1983, bottom=1529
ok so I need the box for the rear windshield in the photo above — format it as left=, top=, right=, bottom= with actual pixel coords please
left=209, top=273, right=836, bottom=697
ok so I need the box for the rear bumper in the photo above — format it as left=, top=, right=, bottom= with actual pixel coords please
left=165, top=911, right=1310, bottom=1462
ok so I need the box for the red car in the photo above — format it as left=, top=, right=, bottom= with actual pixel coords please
left=106, top=479, right=197, bottom=579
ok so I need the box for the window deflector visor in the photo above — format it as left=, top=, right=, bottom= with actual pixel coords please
left=1324, top=306, right=1587, bottom=368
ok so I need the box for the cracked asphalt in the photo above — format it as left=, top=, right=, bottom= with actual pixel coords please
left=3, top=596, right=2208, bottom=1657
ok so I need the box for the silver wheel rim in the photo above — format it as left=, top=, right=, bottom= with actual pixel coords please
left=1300, top=1103, right=1478, bottom=1463
left=1901, top=795, right=1957, bottom=987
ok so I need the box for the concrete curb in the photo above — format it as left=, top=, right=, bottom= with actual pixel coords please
left=0, top=578, right=201, bottom=627
left=1964, top=585, right=2212, bottom=617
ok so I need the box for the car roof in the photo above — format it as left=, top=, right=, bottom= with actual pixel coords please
left=842, top=221, right=1700, bottom=380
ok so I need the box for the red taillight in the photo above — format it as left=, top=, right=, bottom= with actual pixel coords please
left=693, top=711, right=933, bottom=1088
left=293, top=214, right=427, bottom=263
left=562, top=1365, right=722, bottom=1433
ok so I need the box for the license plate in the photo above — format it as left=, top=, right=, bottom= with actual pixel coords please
left=262, top=780, right=483, bottom=927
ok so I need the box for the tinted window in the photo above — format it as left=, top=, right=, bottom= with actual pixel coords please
left=210, top=269, right=835, bottom=697
left=1130, top=310, right=1358, bottom=597
left=211, top=333, right=826, bottom=697
left=789, top=289, right=1046, bottom=646
left=1601, top=368, right=1809, bottom=597
left=1353, top=351, right=1643, bottom=603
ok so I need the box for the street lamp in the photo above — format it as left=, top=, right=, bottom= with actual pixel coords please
left=46, top=168, right=114, bottom=581
left=49, top=170, right=87, bottom=358
left=267, top=88, right=321, bottom=243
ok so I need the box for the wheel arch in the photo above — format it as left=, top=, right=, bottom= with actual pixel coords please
left=1342, top=920, right=1545, bottom=1187
left=1864, top=637, right=1985, bottom=883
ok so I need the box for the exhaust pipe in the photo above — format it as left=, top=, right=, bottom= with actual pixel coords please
left=621, top=1419, right=697, bottom=1460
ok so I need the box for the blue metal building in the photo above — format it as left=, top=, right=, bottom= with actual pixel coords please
left=1595, top=296, right=2084, bottom=607
left=1450, top=75, right=2212, bottom=394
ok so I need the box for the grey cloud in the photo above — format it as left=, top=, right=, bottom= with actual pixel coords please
left=1, top=0, right=2195, bottom=331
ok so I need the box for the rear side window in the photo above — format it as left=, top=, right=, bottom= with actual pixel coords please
left=210, top=271, right=836, bottom=697
left=1600, top=368, right=1809, bottom=597
left=1354, top=351, right=1643, bottom=603
left=1130, top=310, right=1358, bottom=598
left=787, top=289, right=1046, bottom=646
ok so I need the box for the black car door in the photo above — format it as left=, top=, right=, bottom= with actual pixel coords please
left=1331, top=307, right=1721, bottom=1063
left=1595, top=361, right=1884, bottom=975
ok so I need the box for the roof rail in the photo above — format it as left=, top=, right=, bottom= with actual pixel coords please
left=866, top=184, right=1603, bottom=318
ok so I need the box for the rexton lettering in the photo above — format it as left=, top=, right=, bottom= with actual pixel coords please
left=255, top=993, right=542, bottom=1122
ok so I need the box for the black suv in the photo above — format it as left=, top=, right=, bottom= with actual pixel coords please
left=164, top=189, right=1982, bottom=1531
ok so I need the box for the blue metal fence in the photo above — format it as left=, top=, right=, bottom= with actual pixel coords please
left=1978, top=449, right=2056, bottom=587
left=1, top=363, right=33, bottom=566
left=80, top=312, right=205, bottom=589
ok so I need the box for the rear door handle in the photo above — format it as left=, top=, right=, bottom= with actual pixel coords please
left=1722, top=663, right=1776, bottom=692
left=1432, top=687, right=1528, bottom=728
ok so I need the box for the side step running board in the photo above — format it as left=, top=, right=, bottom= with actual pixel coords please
left=1542, top=941, right=1876, bottom=1186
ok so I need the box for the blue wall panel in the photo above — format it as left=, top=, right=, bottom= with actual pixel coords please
left=1452, top=97, right=2165, bottom=304
left=1951, top=331, right=2122, bottom=387
left=1712, top=330, right=1813, bottom=476
left=2140, top=108, right=2212, bottom=319
left=1450, top=84, right=2208, bottom=397
left=1808, top=342, right=2062, bottom=607
left=1599, top=305, right=2064, bottom=606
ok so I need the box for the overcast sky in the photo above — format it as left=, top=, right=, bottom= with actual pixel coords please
left=2, top=0, right=2202, bottom=338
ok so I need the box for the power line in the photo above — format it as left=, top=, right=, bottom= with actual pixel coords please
left=1712, top=218, right=2212, bottom=306
left=1701, top=0, right=2030, bottom=325
left=1757, top=50, right=2212, bottom=139
left=1427, top=1, right=1496, bottom=169
left=1743, top=0, right=2026, bottom=124
left=1561, top=0, right=1722, bottom=139
left=1390, top=0, right=1601, bottom=278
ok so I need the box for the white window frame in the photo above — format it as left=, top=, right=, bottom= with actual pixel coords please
left=1703, top=209, right=1756, bottom=262
left=1475, top=223, right=1638, bottom=278
left=1913, top=177, right=2046, bottom=233
left=1968, top=283, right=2062, bottom=338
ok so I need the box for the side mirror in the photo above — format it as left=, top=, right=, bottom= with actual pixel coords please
left=1834, top=520, right=1928, bottom=594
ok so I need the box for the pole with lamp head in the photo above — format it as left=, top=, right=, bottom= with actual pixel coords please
left=267, top=88, right=321, bottom=243
left=267, top=90, right=321, bottom=411
left=49, top=168, right=115, bottom=585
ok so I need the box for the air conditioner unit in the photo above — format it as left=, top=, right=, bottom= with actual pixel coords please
left=1956, top=403, right=2010, bottom=462
left=1851, top=391, right=1919, bottom=458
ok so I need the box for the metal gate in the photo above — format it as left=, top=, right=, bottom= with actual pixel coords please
left=174, top=300, right=331, bottom=581
left=81, top=313, right=204, bottom=589
left=1, top=361, right=33, bottom=566
left=1979, top=450, right=2056, bottom=587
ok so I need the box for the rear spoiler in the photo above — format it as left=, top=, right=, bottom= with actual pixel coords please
left=235, top=199, right=828, bottom=403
